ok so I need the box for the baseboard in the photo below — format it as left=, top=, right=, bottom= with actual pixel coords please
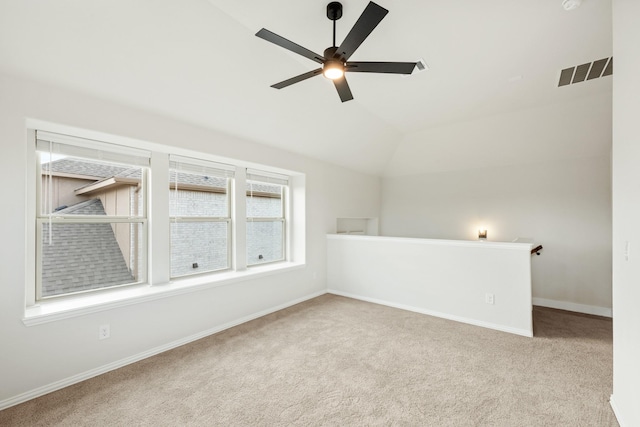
left=327, top=289, right=533, bottom=338
left=610, top=394, right=627, bottom=427
left=0, top=290, right=326, bottom=411
left=532, top=297, right=612, bottom=318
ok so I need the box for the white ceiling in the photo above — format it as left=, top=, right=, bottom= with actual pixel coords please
left=0, top=0, right=612, bottom=175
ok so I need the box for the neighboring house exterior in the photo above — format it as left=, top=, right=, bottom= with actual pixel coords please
left=169, top=175, right=229, bottom=278
left=246, top=189, right=284, bottom=266
left=40, top=157, right=283, bottom=297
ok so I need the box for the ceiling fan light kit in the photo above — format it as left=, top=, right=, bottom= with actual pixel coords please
left=323, top=61, right=345, bottom=80
left=255, top=1, right=418, bottom=102
left=322, top=46, right=345, bottom=80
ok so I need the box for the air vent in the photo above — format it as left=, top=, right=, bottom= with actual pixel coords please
left=602, top=57, right=613, bottom=76
left=558, top=57, right=613, bottom=87
left=572, top=63, right=590, bottom=83
left=587, top=58, right=608, bottom=80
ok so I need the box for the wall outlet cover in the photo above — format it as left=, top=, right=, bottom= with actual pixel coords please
left=485, top=293, right=495, bottom=305
left=99, top=324, right=110, bottom=340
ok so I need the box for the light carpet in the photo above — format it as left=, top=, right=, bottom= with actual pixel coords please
left=0, top=294, right=617, bottom=426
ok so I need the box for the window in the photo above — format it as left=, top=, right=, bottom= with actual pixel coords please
left=246, top=169, right=288, bottom=266
left=35, top=131, right=149, bottom=299
left=28, top=126, right=303, bottom=318
left=169, top=156, right=234, bottom=278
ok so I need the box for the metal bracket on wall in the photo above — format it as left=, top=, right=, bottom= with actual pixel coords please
left=531, top=245, right=543, bottom=256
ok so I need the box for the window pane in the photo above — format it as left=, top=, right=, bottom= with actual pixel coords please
left=246, top=182, right=283, bottom=218
left=247, top=220, right=284, bottom=265
left=39, top=155, right=144, bottom=216
left=40, top=222, right=142, bottom=298
left=169, top=189, right=228, bottom=217
left=171, top=221, right=228, bottom=277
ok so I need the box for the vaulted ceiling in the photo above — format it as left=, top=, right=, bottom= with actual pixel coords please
left=0, top=0, right=612, bottom=175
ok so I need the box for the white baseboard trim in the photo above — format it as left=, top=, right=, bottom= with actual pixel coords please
left=532, top=297, right=612, bottom=318
left=610, top=394, right=627, bottom=427
left=0, top=290, right=326, bottom=412
left=327, top=289, right=533, bottom=338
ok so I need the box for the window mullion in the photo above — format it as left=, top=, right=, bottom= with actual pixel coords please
left=234, top=168, right=247, bottom=271
left=150, top=153, right=171, bottom=285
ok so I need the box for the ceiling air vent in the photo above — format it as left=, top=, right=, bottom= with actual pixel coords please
left=558, top=57, right=612, bottom=87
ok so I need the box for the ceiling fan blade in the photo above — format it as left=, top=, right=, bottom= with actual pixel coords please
left=346, top=61, right=417, bottom=74
left=271, top=68, right=323, bottom=89
left=333, top=76, right=354, bottom=102
left=335, top=2, right=388, bottom=61
left=256, top=28, right=324, bottom=64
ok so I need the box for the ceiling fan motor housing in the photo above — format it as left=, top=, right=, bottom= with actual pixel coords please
left=324, top=46, right=340, bottom=60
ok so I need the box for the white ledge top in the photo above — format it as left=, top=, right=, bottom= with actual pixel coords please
left=23, top=262, right=305, bottom=326
left=327, top=234, right=534, bottom=251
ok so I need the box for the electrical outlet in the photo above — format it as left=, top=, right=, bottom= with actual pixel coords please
left=485, top=293, right=495, bottom=305
left=99, top=324, right=110, bottom=340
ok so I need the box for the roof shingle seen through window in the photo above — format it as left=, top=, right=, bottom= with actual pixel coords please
left=41, top=199, right=135, bottom=297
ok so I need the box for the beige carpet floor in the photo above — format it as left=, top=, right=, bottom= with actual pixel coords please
left=0, top=294, right=617, bottom=426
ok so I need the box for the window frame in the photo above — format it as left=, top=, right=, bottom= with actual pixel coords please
left=246, top=171, right=289, bottom=267
left=169, top=156, right=234, bottom=279
left=34, top=133, right=149, bottom=301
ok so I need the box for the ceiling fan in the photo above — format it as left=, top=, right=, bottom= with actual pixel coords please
left=255, top=1, right=417, bottom=103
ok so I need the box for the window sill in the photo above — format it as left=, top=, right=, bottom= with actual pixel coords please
left=23, top=262, right=305, bottom=326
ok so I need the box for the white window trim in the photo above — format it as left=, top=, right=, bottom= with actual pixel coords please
left=23, top=121, right=306, bottom=326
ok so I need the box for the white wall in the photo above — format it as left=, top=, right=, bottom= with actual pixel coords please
left=381, top=156, right=612, bottom=316
left=380, top=94, right=612, bottom=316
left=611, top=0, right=640, bottom=425
left=0, top=73, right=381, bottom=407
left=384, top=92, right=612, bottom=177
left=327, top=235, right=533, bottom=337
